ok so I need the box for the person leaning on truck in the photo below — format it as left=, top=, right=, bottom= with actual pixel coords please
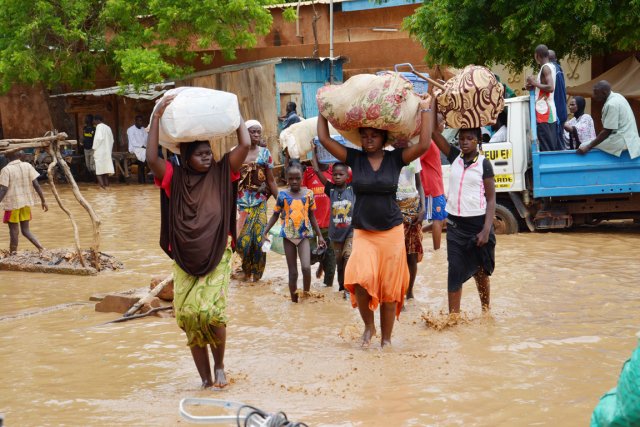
left=577, top=80, right=640, bottom=159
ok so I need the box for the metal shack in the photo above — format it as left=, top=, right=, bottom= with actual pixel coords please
left=178, top=57, right=345, bottom=162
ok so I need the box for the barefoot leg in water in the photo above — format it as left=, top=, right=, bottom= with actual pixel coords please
left=406, top=253, right=418, bottom=299
left=431, top=219, right=444, bottom=250
left=299, top=239, right=312, bottom=293
left=189, top=345, right=213, bottom=388
left=283, top=239, right=299, bottom=302
left=448, top=289, right=463, bottom=314
left=380, top=302, right=396, bottom=347
left=210, top=326, right=228, bottom=388
left=474, top=269, right=490, bottom=312
left=354, top=284, right=375, bottom=346
left=8, top=222, right=19, bottom=253
left=20, top=220, right=44, bottom=251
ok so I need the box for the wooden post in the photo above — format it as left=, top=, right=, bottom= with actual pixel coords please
left=113, top=95, right=121, bottom=152
left=46, top=144, right=86, bottom=267
left=50, top=140, right=102, bottom=270
left=1, top=132, right=102, bottom=271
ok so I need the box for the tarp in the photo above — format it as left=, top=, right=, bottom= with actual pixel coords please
left=567, top=56, right=640, bottom=100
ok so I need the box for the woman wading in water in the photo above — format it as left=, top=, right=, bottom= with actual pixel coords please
left=147, top=95, right=250, bottom=388
left=431, top=126, right=496, bottom=314
left=317, top=95, right=435, bottom=347
left=235, top=120, right=279, bottom=282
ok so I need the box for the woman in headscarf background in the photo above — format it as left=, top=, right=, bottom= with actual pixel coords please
left=235, top=119, right=279, bottom=282
left=563, top=96, right=596, bottom=150
left=146, top=95, right=250, bottom=389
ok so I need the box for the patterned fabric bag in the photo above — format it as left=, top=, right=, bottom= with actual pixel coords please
left=436, top=65, right=505, bottom=129
left=316, top=73, right=422, bottom=146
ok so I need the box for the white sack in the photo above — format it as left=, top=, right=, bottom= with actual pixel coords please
left=279, top=116, right=340, bottom=159
left=152, top=87, right=241, bottom=154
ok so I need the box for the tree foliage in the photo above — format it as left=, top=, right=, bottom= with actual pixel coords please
left=404, top=0, right=640, bottom=70
left=0, top=0, right=290, bottom=93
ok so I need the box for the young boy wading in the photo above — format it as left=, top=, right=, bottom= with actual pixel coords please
left=0, top=152, right=48, bottom=253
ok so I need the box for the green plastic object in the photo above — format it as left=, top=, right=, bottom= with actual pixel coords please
left=268, top=223, right=285, bottom=255
left=591, top=340, right=640, bottom=427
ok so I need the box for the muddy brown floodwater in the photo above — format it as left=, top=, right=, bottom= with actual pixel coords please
left=1, top=184, right=639, bottom=426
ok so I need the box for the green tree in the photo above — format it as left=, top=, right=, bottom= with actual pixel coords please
left=0, top=0, right=289, bottom=92
left=404, top=0, right=640, bottom=70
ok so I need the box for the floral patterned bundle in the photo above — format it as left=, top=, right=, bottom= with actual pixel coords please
left=316, top=73, right=422, bottom=146
left=436, top=65, right=505, bottom=129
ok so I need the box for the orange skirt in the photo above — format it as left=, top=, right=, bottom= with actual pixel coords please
left=344, top=224, right=409, bottom=318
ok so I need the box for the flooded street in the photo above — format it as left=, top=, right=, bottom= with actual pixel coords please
left=1, top=184, right=639, bottom=426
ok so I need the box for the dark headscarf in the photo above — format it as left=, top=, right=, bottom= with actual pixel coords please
left=159, top=141, right=236, bottom=277
left=573, top=96, right=586, bottom=119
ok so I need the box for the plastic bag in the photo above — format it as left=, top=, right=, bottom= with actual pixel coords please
left=591, top=339, right=640, bottom=426
left=152, top=87, right=241, bottom=154
left=268, top=223, right=285, bottom=255
left=279, top=116, right=340, bottom=159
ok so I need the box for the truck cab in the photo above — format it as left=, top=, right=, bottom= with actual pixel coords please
left=486, top=95, right=640, bottom=233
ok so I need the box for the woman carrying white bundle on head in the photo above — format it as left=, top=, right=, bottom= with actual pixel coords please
left=147, top=92, right=251, bottom=390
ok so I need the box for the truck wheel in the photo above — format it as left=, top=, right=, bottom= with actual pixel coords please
left=494, top=203, right=519, bottom=234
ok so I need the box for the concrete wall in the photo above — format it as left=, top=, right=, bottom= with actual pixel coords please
left=0, top=85, right=54, bottom=139
left=194, top=4, right=437, bottom=79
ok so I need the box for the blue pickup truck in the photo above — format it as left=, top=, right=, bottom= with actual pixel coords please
left=484, top=94, right=640, bottom=233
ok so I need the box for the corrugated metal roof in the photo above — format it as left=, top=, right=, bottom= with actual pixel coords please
left=50, top=82, right=175, bottom=100
left=266, top=0, right=349, bottom=9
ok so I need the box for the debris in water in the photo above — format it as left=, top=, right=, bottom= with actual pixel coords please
left=0, top=249, right=124, bottom=275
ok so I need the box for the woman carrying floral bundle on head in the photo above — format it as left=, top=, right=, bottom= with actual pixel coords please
left=317, top=94, right=436, bottom=348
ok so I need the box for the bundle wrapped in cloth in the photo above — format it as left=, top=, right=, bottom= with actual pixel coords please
left=316, top=73, right=423, bottom=147
left=152, top=87, right=241, bottom=154
left=435, top=65, right=505, bottom=128
left=279, top=116, right=340, bottom=159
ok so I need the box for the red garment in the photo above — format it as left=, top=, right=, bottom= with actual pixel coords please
left=303, top=166, right=332, bottom=228
left=155, top=161, right=240, bottom=197
left=419, top=141, right=445, bottom=197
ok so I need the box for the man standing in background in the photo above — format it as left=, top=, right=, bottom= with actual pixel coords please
left=549, top=50, right=568, bottom=147
left=279, top=101, right=302, bottom=131
left=92, top=115, right=115, bottom=189
left=82, top=115, right=95, bottom=179
left=127, top=115, right=148, bottom=183
left=526, top=44, right=561, bottom=151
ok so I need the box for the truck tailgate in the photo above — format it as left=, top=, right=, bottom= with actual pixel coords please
left=532, top=149, right=640, bottom=197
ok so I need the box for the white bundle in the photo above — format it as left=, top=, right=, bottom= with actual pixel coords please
left=152, top=87, right=241, bottom=153
left=279, top=116, right=339, bottom=159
